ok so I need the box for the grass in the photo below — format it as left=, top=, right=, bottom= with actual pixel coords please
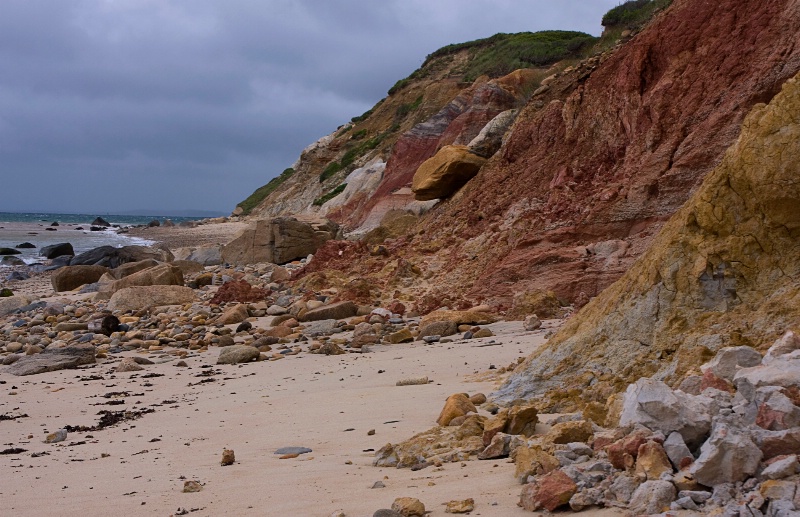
left=313, top=184, right=347, bottom=206
left=396, top=95, right=424, bottom=118
left=237, top=168, right=295, bottom=215
left=319, top=162, right=343, bottom=183
left=602, top=0, right=672, bottom=29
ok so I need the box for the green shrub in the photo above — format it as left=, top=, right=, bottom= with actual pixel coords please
left=313, top=183, right=347, bottom=206
left=351, top=129, right=368, bottom=140
left=602, top=0, right=672, bottom=29
left=319, top=162, right=342, bottom=183
left=395, top=95, right=423, bottom=118
left=236, top=168, right=295, bottom=215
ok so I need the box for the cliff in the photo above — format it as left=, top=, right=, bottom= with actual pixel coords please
left=495, top=71, right=800, bottom=412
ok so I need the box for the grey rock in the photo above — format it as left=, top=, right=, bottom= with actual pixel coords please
left=763, top=331, right=800, bottom=364
left=0, top=296, right=34, bottom=317
left=221, top=217, right=339, bottom=265
left=6, top=343, right=96, bottom=376
left=664, top=431, right=693, bottom=470
left=607, top=474, right=640, bottom=504
left=300, top=301, right=357, bottom=322
left=760, top=454, right=798, bottom=480
left=671, top=496, right=701, bottom=511
left=217, top=345, right=260, bottom=365
left=274, top=447, right=312, bottom=455
left=690, top=422, right=762, bottom=486
left=628, top=480, right=677, bottom=515
left=372, top=509, right=401, bottom=517
left=40, top=242, right=74, bottom=259
left=417, top=320, right=458, bottom=338
left=702, top=346, right=763, bottom=381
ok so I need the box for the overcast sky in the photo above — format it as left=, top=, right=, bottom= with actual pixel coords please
left=0, top=0, right=619, bottom=215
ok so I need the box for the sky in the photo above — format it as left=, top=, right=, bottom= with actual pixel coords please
left=0, top=0, right=620, bottom=216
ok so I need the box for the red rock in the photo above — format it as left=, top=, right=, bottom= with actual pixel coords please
left=519, top=470, right=577, bottom=512
left=210, top=280, right=268, bottom=304
left=699, top=370, right=734, bottom=393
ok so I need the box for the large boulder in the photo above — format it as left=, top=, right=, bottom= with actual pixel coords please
left=217, top=345, right=260, bottom=365
left=51, top=265, right=109, bottom=292
left=221, top=216, right=339, bottom=265
left=299, top=301, right=357, bottom=322
left=689, top=422, right=763, bottom=486
left=96, top=264, right=184, bottom=300
left=70, top=245, right=173, bottom=268
left=174, top=245, right=223, bottom=266
left=467, top=109, right=518, bottom=158
left=0, top=295, right=34, bottom=316
left=105, top=259, right=161, bottom=280
left=411, top=145, right=487, bottom=201
left=107, top=285, right=196, bottom=312
left=6, top=343, right=96, bottom=376
left=40, top=242, right=74, bottom=259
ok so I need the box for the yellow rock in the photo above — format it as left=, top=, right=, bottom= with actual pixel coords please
left=412, top=145, right=487, bottom=201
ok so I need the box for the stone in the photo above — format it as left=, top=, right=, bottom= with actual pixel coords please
left=2, top=256, right=26, bottom=267
left=628, top=480, right=676, bottom=515
left=702, top=346, right=763, bottom=381
left=523, top=314, right=542, bottom=331
left=513, top=445, right=560, bottom=483
left=70, top=245, right=172, bottom=268
left=217, top=345, right=260, bottom=365
left=220, top=449, right=235, bottom=466
left=373, top=511, right=402, bottom=517
left=546, top=420, right=593, bottom=444
left=756, top=391, right=800, bottom=430
left=222, top=217, right=339, bottom=265
left=437, top=394, right=477, bottom=426
left=267, top=304, right=288, bottom=316
left=761, top=455, right=798, bottom=480
left=690, top=421, right=762, bottom=486
left=469, top=393, right=487, bottom=405
left=7, top=343, right=96, bottom=376
left=473, top=328, right=493, bottom=338
left=45, top=429, right=68, bottom=443
left=760, top=479, right=797, bottom=501
left=107, top=259, right=161, bottom=280
left=385, top=328, right=413, bottom=344
left=396, top=377, right=429, bottom=386
left=209, top=280, right=268, bottom=304
left=182, top=480, right=202, bottom=493
left=0, top=295, right=34, bottom=317
left=107, top=286, right=196, bottom=312
left=508, top=290, right=562, bottom=320
left=468, top=108, right=518, bottom=157
left=478, top=432, right=512, bottom=459
left=763, top=331, right=800, bottom=364
left=412, top=145, right=486, bottom=200
left=518, top=469, right=577, bottom=512
left=419, top=309, right=496, bottom=327
left=92, top=217, right=110, bottom=227
left=506, top=405, right=538, bottom=436
left=736, top=358, right=800, bottom=391
left=274, top=447, right=311, bottom=455
left=417, top=320, right=457, bottom=338
left=317, top=342, right=346, bottom=355
left=608, top=474, right=641, bottom=504
left=97, top=263, right=184, bottom=298
left=301, top=301, right=357, bottom=322
left=663, top=431, right=694, bottom=470
left=182, top=245, right=223, bottom=266
left=216, top=304, right=250, bottom=325
left=115, top=357, right=143, bottom=372
left=444, top=498, right=474, bottom=513
left=40, top=242, right=74, bottom=259
left=51, top=265, right=109, bottom=292
left=390, top=497, right=425, bottom=517
left=619, top=378, right=715, bottom=447
left=634, top=441, right=673, bottom=480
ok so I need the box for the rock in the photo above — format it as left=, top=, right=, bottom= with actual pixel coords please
left=518, top=469, right=577, bottom=512
left=756, top=390, right=800, bottom=430
left=764, top=331, right=800, bottom=364
left=1, top=256, right=26, bottom=267
left=628, top=480, right=676, bottom=515
left=506, top=405, right=538, bottom=436
left=301, top=301, right=357, bottom=322
left=546, top=420, right=593, bottom=444
left=107, top=285, right=196, bottom=312
left=396, top=377, right=429, bottom=386
left=0, top=296, right=34, bottom=316
left=444, top=498, right=475, bottom=514
left=267, top=304, right=288, bottom=316
left=419, top=310, right=496, bottom=327
left=70, top=245, right=172, bottom=268
left=222, top=217, right=339, bottom=265
left=182, top=480, right=202, bottom=493
left=702, top=346, right=763, bottom=381
left=209, top=280, right=268, bottom=304
left=15, top=242, right=36, bottom=248
left=390, top=497, right=425, bottom=517
left=217, top=345, right=260, bottom=364
left=437, top=394, right=477, bottom=426
left=663, top=431, right=694, bottom=470
left=91, top=217, right=110, bottom=227
left=7, top=343, right=96, bottom=376
left=181, top=245, right=223, bottom=266
left=106, top=259, right=161, bottom=280
left=472, top=328, right=493, bottom=338
left=735, top=358, right=800, bottom=391
left=220, top=449, right=235, bottom=466
left=216, top=304, right=250, bottom=325
left=417, top=320, right=458, bottom=338
left=619, top=378, right=715, bottom=447
left=514, top=445, right=560, bottom=483
left=478, top=432, right=513, bottom=459
left=508, top=290, right=562, bottom=320
left=385, top=328, right=413, bottom=344
left=274, top=447, right=312, bottom=455
left=45, top=429, right=68, bottom=443
left=97, top=264, right=184, bottom=298
left=115, top=357, right=144, bottom=372
left=468, top=108, right=518, bottom=157
left=372, top=511, right=402, bottom=517
left=761, top=455, right=798, bottom=480
left=40, top=242, right=74, bottom=259
left=690, top=421, right=762, bottom=486
left=470, top=393, right=487, bottom=405
left=412, top=145, right=487, bottom=201
left=51, top=265, right=109, bottom=292
left=523, top=314, right=542, bottom=331
left=634, top=441, right=673, bottom=480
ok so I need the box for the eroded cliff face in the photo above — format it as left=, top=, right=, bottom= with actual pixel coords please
left=495, top=71, right=800, bottom=411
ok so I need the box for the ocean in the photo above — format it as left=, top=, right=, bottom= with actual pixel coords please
left=0, top=212, right=203, bottom=265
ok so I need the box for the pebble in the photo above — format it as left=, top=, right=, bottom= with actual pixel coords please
left=220, top=448, right=235, bottom=466
left=274, top=447, right=312, bottom=455
left=44, top=429, right=67, bottom=443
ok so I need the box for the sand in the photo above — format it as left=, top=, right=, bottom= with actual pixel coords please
left=125, top=221, right=248, bottom=250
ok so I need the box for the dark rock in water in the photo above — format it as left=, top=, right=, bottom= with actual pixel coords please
left=0, top=288, right=13, bottom=297
left=274, top=447, right=312, bottom=455
left=69, top=245, right=172, bottom=268
left=6, top=343, right=96, bottom=376
left=5, top=271, right=29, bottom=281
left=148, top=219, right=160, bottom=227
left=92, top=217, right=111, bottom=227
left=15, top=242, right=35, bottom=249
left=1, top=256, right=26, bottom=267
left=50, top=221, right=59, bottom=226
left=74, top=226, right=83, bottom=230
left=40, top=242, right=74, bottom=259
left=42, top=255, right=72, bottom=271
left=163, top=219, right=174, bottom=227
left=89, top=226, right=104, bottom=231
left=0, top=248, right=22, bottom=255
left=45, top=228, right=57, bottom=231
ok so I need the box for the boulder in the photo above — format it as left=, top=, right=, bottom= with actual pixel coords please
left=40, top=242, right=74, bottom=259
left=690, top=422, right=762, bottom=486
left=467, top=109, right=518, bottom=158
left=69, top=245, right=173, bottom=268
left=300, top=301, right=357, bottom=322
left=523, top=314, right=542, bottom=331
left=1, top=256, right=26, bottom=266
left=519, top=469, right=578, bottom=512
left=763, top=331, right=800, bottom=364
left=216, top=304, right=250, bottom=325
left=417, top=320, right=458, bottom=338
left=663, top=432, right=694, bottom=470
left=546, top=420, right=593, bottom=444
left=0, top=295, right=34, bottom=316
left=513, top=445, right=560, bottom=483
left=756, top=391, right=800, bottom=431
left=419, top=309, right=496, bottom=327
left=390, top=497, right=425, bottom=517
left=437, top=393, right=477, bottom=426
left=0, top=247, right=21, bottom=255
left=217, top=345, right=260, bottom=365
left=106, top=259, right=161, bottom=280
left=91, top=217, right=111, bottom=227
left=51, top=265, right=109, bottom=292
left=634, top=441, right=673, bottom=480
left=107, top=285, right=196, bottom=312
left=97, top=264, right=184, bottom=299
left=174, top=245, right=223, bottom=266
left=209, top=280, right=268, bottom=304
left=701, top=346, right=763, bottom=381
left=15, top=242, right=35, bottom=248
left=221, top=216, right=339, bottom=265
left=411, top=145, right=486, bottom=201
left=628, top=480, right=676, bottom=515
left=6, top=343, right=96, bottom=376
left=619, top=378, right=715, bottom=447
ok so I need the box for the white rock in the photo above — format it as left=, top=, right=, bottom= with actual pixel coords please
left=763, top=331, right=800, bottom=364
left=761, top=454, right=798, bottom=480
left=701, top=346, right=763, bottom=381
left=689, top=422, right=762, bottom=486
left=628, top=480, right=676, bottom=515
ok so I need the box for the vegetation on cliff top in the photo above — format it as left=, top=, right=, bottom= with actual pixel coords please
left=236, top=167, right=295, bottom=215
left=601, top=0, right=672, bottom=29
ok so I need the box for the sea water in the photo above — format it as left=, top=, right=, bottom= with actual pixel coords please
left=0, top=212, right=201, bottom=265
